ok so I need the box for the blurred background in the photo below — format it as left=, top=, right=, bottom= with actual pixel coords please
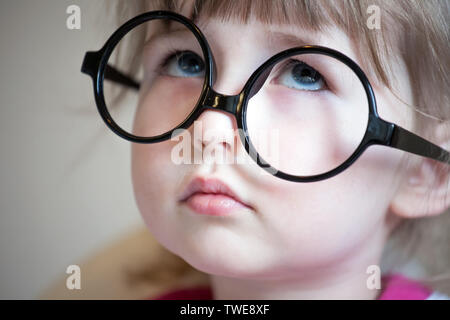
left=0, top=0, right=147, bottom=298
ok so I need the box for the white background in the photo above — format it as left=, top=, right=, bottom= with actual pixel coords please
left=0, top=0, right=144, bottom=298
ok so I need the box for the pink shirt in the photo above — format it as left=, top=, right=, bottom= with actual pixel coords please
left=150, top=274, right=433, bottom=300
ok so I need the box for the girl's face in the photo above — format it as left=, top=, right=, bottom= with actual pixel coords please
left=131, top=17, right=414, bottom=280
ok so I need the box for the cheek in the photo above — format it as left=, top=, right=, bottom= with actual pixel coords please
left=133, top=77, right=202, bottom=137
left=256, top=144, right=404, bottom=271
left=247, top=87, right=368, bottom=177
left=131, top=77, right=202, bottom=230
left=131, top=141, right=184, bottom=234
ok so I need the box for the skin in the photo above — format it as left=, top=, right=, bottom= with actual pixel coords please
left=130, top=16, right=450, bottom=299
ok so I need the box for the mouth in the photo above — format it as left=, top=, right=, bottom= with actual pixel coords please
left=178, top=176, right=254, bottom=216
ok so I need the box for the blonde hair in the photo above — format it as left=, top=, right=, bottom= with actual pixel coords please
left=109, top=0, right=450, bottom=295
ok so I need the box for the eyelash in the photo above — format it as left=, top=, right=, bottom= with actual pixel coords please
left=155, top=49, right=183, bottom=74
left=153, top=51, right=330, bottom=93
left=273, top=58, right=329, bottom=89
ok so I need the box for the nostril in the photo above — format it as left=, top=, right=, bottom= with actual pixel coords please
left=201, top=138, right=232, bottom=152
left=192, top=107, right=239, bottom=162
left=198, top=133, right=236, bottom=164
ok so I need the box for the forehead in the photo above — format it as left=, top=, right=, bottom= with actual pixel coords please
left=148, top=0, right=353, bottom=33
left=146, top=0, right=404, bottom=91
left=144, top=2, right=356, bottom=70
left=146, top=0, right=370, bottom=63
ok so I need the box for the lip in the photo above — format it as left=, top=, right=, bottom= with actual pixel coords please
left=178, top=176, right=253, bottom=216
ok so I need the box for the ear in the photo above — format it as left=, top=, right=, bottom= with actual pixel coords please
left=389, top=122, right=450, bottom=218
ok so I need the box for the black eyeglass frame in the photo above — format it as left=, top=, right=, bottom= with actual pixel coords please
left=81, top=10, right=450, bottom=183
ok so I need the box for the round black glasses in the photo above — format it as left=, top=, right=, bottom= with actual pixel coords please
left=81, top=10, right=450, bottom=182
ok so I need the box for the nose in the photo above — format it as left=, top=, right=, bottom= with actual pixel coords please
left=188, top=52, right=254, bottom=163
left=192, top=93, right=241, bottom=163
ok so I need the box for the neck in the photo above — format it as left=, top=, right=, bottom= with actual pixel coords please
left=210, top=224, right=389, bottom=300
left=211, top=270, right=381, bottom=300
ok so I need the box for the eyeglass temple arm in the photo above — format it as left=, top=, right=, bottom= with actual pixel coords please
left=104, top=64, right=140, bottom=90
left=389, top=124, right=450, bottom=164
left=81, top=52, right=140, bottom=90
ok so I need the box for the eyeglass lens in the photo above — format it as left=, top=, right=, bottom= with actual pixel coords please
left=103, top=17, right=369, bottom=177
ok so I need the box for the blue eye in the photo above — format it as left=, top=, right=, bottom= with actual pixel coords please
left=162, top=50, right=205, bottom=78
left=276, top=60, right=326, bottom=91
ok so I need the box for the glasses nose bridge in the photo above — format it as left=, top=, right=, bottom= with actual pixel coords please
left=199, top=86, right=243, bottom=116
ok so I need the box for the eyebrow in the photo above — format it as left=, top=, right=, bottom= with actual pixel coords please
left=192, top=8, right=318, bottom=46
left=267, top=31, right=317, bottom=48
left=144, top=17, right=322, bottom=57
left=143, top=27, right=191, bottom=49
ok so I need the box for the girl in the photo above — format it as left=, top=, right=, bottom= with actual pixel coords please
left=85, top=0, right=450, bottom=299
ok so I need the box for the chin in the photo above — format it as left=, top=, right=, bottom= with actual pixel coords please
left=174, top=241, right=280, bottom=280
